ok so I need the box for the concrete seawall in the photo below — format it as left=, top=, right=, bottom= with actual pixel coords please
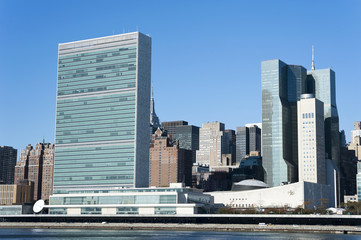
left=0, top=222, right=360, bottom=234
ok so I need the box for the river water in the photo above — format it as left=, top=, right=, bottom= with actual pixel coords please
left=0, top=228, right=360, bottom=240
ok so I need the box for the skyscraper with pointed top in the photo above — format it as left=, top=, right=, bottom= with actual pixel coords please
left=261, top=48, right=340, bottom=187
left=150, top=86, right=160, bottom=130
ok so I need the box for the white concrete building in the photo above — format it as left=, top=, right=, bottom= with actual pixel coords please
left=48, top=183, right=213, bottom=215
left=196, top=122, right=225, bottom=167
left=209, top=181, right=335, bottom=209
left=297, top=94, right=326, bottom=184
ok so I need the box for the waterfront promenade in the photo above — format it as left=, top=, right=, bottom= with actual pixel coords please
left=1, top=214, right=361, bottom=234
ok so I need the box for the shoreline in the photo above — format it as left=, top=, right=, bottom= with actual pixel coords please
left=0, top=222, right=360, bottom=234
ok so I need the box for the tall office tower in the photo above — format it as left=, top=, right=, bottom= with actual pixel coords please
left=224, top=130, right=236, bottom=165
left=54, top=32, right=151, bottom=192
left=236, top=127, right=249, bottom=163
left=0, top=146, right=17, bottom=184
left=14, top=143, right=55, bottom=201
left=307, top=68, right=340, bottom=170
left=351, top=121, right=361, bottom=145
left=196, top=122, right=225, bottom=167
left=14, top=144, right=32, bottom=185
left=176, top=125, right=200, bottom=164
left=41, top=143, right=55, bottom=200
left=297, top=94, right=326, bottom=184
left=262, top=59, right=307, bottom=187
left=248, top=125, right=261, bottom=153
left=149, top=128, right=192, bottom=187
left=161, top=121, right=188, bottom=141
left=28, top=143, right=44, bottom=201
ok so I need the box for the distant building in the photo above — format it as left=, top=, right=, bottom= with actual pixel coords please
left=149, top=128, right=192, bottom=187
left=339, top=147, right=357, bottom=197
left=349, top=121, right=361, bottom=161
left=236, top=127, right=248, bottom=163
left=231, top=153, right=264, bottom=183
left=14, top=143, right=54, bottom=201
left=236, top=125, right=261, bottom=164
left=224, top=130, right=236, bottom=165
left=339, top=130, right=346, bottom=148
left=176, top=125, right=200, bottom=164
left=0, top=181, right=34, bottom=205
left=351, top=121, right=361, bottom=145
left=161, top=121, right=188, bottom=140
left=297, top=94, right=326, bottom=184
left=196, top=122, right=226, bottom=167
left=0, top=146, right=17, bottom=184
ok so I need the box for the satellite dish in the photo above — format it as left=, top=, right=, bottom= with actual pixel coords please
left=33, top=199, right=45, bottom=213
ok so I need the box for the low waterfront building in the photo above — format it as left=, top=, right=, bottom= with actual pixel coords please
left=209, top=181, right=335, bottom=209
left=48, top=183, right=212, bottom=215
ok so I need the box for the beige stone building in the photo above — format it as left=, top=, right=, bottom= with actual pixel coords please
left=0, top=181, right=34, bottom=205
left=149, top=128, right=192, bottom=187
left=349, top=121, right=361, bottom=161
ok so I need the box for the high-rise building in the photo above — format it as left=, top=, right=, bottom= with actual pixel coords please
left=14, top=144, right=32, bottom=185
left=262, top=59, right=307, bottom=187
left=307, top=68, right=340, bottom=170
left=196, top=122, right=225, bottom=167
left=236, top=127, right=249, bottom=163
left=149, top=128, right=192, bottom=187
left=249, top=125, right=261, bottom=153
left=236, top=125, right=261, bottom=164
left=54, top=32, right=151, bottom=192
left=0, top=146, right=17, bottom=184
left=351, top=122, right=361, bottom=145
left=14, top=143, right=54, bottom=201
left=41, top=143, right=55, bottom=200
left=224, top=130, right=236, bottom=165
left=297, top=94, right=326, bottom=184
left=161, top=121, right=188, bottom=141
left=176, top=125, right=199, bottom=164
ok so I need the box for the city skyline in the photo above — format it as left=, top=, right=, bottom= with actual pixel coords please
left=1, top=1, right=361, bottom=154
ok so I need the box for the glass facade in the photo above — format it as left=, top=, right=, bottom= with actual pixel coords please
left=261, top=60, right=307, bottom=187
left=54, top=32, right=151, bottom=192
left=307, top=69, right=340, bottom=169
left=50, top=194, right=177, bottom=205
left=176, top=125, right=200, bottom=164
left=236, top=127, right=249, bottom=163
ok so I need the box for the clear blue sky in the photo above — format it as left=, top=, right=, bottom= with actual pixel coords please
left=1, top=0, right=360, bottom=155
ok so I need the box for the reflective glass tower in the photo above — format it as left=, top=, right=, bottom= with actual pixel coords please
left=261, top=59, right=307, bottom=187
left=54, top=32, right=151, bottom=193
left=307, top=68, right=340, bottom=169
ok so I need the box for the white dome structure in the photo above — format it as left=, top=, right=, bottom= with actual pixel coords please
left=231, top=179, right=268, bottom=191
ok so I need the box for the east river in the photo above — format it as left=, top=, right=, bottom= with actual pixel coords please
left=0, top=228, right=360, bottom=240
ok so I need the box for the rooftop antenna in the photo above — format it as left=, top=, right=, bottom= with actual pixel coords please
left=311, top=45, right=315, bottom=70
left=151, top=83, right=154, bottom=99
left=42, top=137, right=45, bottom=144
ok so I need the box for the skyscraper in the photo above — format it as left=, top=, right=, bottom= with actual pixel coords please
left=149, top=128, right=192, bottom=187
left=161, top=121, right=188, bottom=141
left=307, top=68, right=340, bottom=170
left=236, top=127, right=249, bottom=163
left=297, top=94, right=326, bottom=184
left=0, top=146, right=17, bottom=184
left=262, top=59, right=307, bottom=187
left=54, top=32, right=151, bottom=192
left=176, top=125, right=200, bottom=164
left=14, top=143, right=54, bottom=201
left=196, top=122, right=225, bottom=167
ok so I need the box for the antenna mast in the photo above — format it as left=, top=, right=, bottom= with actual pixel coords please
left=312, top=45, right=315, bottom=70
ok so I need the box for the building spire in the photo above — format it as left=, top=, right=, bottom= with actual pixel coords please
left=311, top=45, right=315, bottom=70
